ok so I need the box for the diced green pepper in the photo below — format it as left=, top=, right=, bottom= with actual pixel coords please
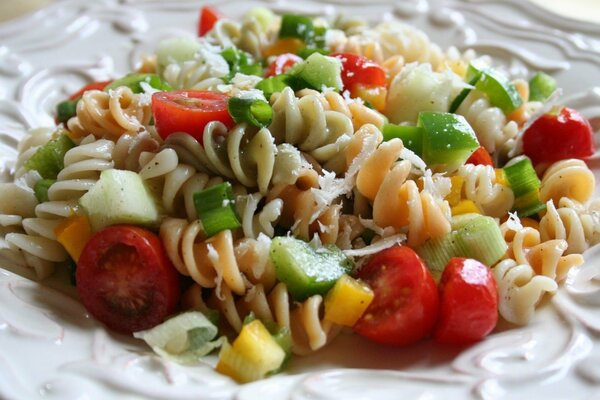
left=528, top=72, right=556, bottom=102
left=56, top=100, right=78, bottom=124
left=382, top=123, right=423, bottom=155
left=256, top=75, right=290, bottom=99
left=418, top=111, right=479, bottom=171
left=221, top=47, right=263, bottom=82
left=228, top=97, right=273, bottom=128
left=279, top=14, right=315, bottom=45
left=269, top=236, right=354, bottom=301
left=104, top=73, right=172, bottom=93
left=25, top=134, right=75, bottom=179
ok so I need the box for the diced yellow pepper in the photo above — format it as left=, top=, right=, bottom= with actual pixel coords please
left=495, top=168, right=508, bottom=187
left=54, top=214, right=92, bottom=261
left=446, top=176, right=465, bottom=207
left=263, top=38, right=304, bottom=57
left=216, top=319, right=285, bottom=383
left=351, top=85, right=387, bottom=112
left=451, top=199, right=481, bottom=216
left=324, top=274, right=374, bottom=327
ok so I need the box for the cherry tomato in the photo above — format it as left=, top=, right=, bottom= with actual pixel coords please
left=69, top=80, right=112, bottom=100
left=76, top=225, right=181, bottom=333
left=152, top=90, right=234, bottom=143
left=265, top=53, right=303, bottom=77
left=522, top=107, right=595, bottom=165
left=434, top=258, right=498, bottom=345
left=198, top=6, right=222, bottom=37
left=331, top=53, right=387, bottom=92
left=354, top=245, right=439, bottom=346
left=465, top=146, right=494, bottom=166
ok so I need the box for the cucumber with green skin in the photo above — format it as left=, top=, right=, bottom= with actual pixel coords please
left=79, top=169, right=159, bottom=232
left=270, top=236, right=353, bottom=301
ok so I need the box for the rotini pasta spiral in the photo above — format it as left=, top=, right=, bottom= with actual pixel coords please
left=164, top=122, right=276, bottom=195
left=67, top=87, right=152, bottom=140
left=501, top=223, right=584, bottom=282
left=456, top=90, right=519, bottom=154
left=162, top=42, right=229, bottom=91
left=493, top=259, right=558, bottom=325
left=456, top=163, right=514, bottom=218
left=539, top=159, right=595, bottom=205
left=112, top=129, right=161, bottom=171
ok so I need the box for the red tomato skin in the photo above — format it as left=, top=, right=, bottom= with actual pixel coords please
left=69, top=80, right=112, bottom=100
left=152, top=90, right=234, bottom=143
left=331, top=53, right=387, bottom=92
left=435, top=258, right=498, bottom=345
left=354, top=245, right=439, bottom=346
left=522, top=107, right=595, bottom=165
left=265, top=53, right=303, bottom=77
left=466, top=146, right=494, bottom=167
left=76, top=225, right=181, bottom=334
left=198, top=6, right=221, bottom=36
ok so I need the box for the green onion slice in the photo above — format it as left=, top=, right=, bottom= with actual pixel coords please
left=228, top=97, right=273, bottom=128
left=503, top=157, right=545, bottom=217
left=221, top=47, right=263, bottom=82
left=193, top=182, right=242, bottom=237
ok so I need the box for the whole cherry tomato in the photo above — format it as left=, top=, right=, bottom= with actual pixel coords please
left=152, top=90, right=234, bottom=143
left=522, top=107, right=595, bottom=165
left=354, top=245, right=439, bottom=346
left=434, top=257, right=498, bottom=344
left=76, top=225, right=181, bottom=333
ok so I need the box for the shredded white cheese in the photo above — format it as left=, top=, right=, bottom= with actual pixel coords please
left=343, top=233, right=406, bottom=257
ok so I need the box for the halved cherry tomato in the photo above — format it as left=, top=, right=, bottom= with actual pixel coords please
left=522, top=107, right=595, bottom=165
left=354, top=245, right=439, bottom=346
left=76, top=225, right=181, bottom=333
left=466, top=146, right=494, bottom=166
left=69, top=80, right=112, bottom=100
left=198, top=5, right=222, bottom=37
left=265, top=53, right=303, bottom=77
left=331, top=53, right=387, bottom=92
left=434, top=258, right=498, bottom=344
left=152, top=90, right=234, bottom=143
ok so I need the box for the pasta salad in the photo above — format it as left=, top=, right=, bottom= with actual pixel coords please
left=0, top=5, right=598, bottom=383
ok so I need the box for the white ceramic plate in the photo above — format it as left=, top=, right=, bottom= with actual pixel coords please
left=1, top=0, right=600, bottom=399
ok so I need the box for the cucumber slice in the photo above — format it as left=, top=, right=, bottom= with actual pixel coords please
left=417, top=214, right=506, bottom=280
left=288, top=52, right=342, bottom=92
left=105, top=73, right=172, bottom=93
left=418, top=111, right=479, bottom=171
left=270, top=236, right=353, bottom=300
left=25, top=134, right=75, bottom=179
left=156, top=37, right=201, bottom=74
left=79, top=169, right=159, bottom=232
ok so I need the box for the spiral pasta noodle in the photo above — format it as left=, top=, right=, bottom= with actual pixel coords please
left=539, top=159, right=595, bottom=205
left=112, top=129, right=161, bottom=171
left=456, top=163, right=514, bottom=218
left=164, top=122, right=276, bottom=195
left=67, top=87, right=152, bottom=140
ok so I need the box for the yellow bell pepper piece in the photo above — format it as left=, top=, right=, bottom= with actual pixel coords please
left=495, top=168, right=508, bottom=187
left=451, top=199, right=482, bottom=216
left=216, top=319, right=285, bottom=383
left=446, top=176, right=465, bottom=207
left=54, top=214, right=92, bottom=261
left=263, top=38, right=304, bottom=57
left=351, top=85, right=387, bottom=112
left=324, top=274, right=374, bottom=327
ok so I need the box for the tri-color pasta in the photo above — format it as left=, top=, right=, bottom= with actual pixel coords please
left=1, top=5, right=599, bottom=381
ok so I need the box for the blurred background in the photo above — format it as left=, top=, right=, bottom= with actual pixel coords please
left=0, top=0, right=599, bottom=23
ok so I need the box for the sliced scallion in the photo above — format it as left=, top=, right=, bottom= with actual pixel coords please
left=503, top=157, right=545, bottom=217
left=193, top=182, right=241, bottom=237
left=228, top=97, right=273, bottom=128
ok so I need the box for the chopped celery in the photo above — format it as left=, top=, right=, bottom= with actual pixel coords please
left=528, top=72, right=556, bottom=102
left=287, top=52, right=343, bottom=91
left=25, top=134, right=75, bottom=179
left=417, top=214, right=506, bottom=280
left=33, top=179, right=55, bottom=203
left=79, top=169, right=160, bottom=231
left=418, top=111, right=479, bottom=171
left=270, top=236, right=354, bottom=300
left=56, top=99, right=78, bottom=124
left=193, top=182, right=241, bottom=237
left=279, top=14, right=315, bottom=45
left=156, top=37, right=201, bottom=74
left=105, top=73, right=172, bottom=93
left=382, top=123, right=423, bottom=155
left=134, top=311, right=223, bottom=364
